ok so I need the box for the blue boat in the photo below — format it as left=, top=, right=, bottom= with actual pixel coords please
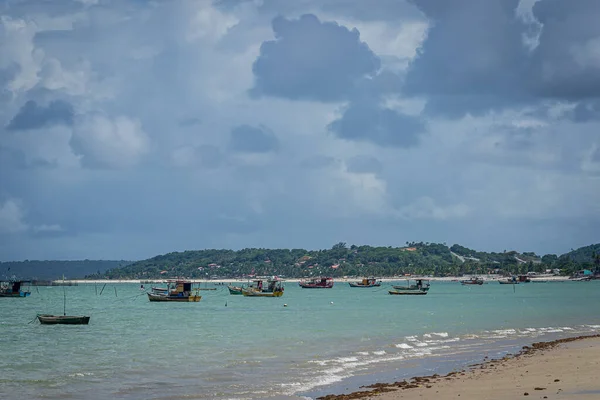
left=0, top=280, right=31, bottom=297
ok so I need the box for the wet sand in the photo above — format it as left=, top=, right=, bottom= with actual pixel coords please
left=317, top=335, right=600, bottom=400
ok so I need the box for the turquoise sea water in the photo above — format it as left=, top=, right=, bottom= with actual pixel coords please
left=1, top=280, right=599, bottom=399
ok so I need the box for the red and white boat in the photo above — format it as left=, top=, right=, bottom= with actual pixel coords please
left=298, top=277, right=334, bottom=289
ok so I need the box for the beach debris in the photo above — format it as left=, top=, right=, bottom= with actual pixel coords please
left=283, top=304, right=288, bottom=307
left=534, top=387, right=546, bottom=390
left=554, top=379, right=560, bottom=382
left=524, top=392, right=529, bottom=396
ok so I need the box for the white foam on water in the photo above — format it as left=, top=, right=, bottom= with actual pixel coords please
left=492, top=329, right=517, bottom=335
left=423, top=333, right=432, bottom=338
left=415, top=342, right=429, bottom=347
left=372, top=350, right=386, bottom=355
left=431, top=332, right=449, bottom=337
left=356, top=351, right=369, bottom=356
left=395, top=343, right=413, bottom=349
left=334, top=356, right=358, bottom=363
left=405, top=336, right=418, bottom=341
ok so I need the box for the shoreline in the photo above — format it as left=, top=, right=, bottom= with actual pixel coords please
left=48, top=275, right=571, bottom=284
left=315, top=334, right=600, bottom=400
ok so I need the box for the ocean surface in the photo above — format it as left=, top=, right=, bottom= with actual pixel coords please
left=1, top=280, right=599, bottom=400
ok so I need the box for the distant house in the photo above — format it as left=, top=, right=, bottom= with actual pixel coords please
left=401, top=247, right=417, bottom=252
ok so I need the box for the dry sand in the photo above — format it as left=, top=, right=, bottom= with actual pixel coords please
left=317, top=335, right=600, bottom=400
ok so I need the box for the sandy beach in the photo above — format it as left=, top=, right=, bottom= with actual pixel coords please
left=317, top=335, right=600, bottom=400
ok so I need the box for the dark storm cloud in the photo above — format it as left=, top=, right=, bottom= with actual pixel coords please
left=6, top=100, right=74, bottom=131
left=572, top=101, right=600, bottom=122
left=328, top=100, right=425, bottom=147
left=403, top=0, right=600, bottom=120
left=346, top=155, right=383, bottom=175
left=529, top=0, right=600, bottom=100
left=250, top=14, right=380, bottom=102
left=403, top=0, right=528, bottom=117
left=229, top=124, right=279, bottom=153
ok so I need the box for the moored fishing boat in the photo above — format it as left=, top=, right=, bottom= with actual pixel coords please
left=0, top=280, right=31, bottom=297
left=37, top=284, right=90, bottom=325
left=498, top=276, right=519, bottom=284
left=392, top=278, right=430, bottom=292
left=460, top=277, right=484, bottom=285
left=349, top=277, right=381, bottom=288
left=242, top=278, right=284, bottom=297
left=147, top=279, right=202, bottom=302
left=298, top=276, right=334, bottom=289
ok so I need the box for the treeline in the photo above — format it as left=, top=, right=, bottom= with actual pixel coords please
left=87, top=242, right=600, bottom=280
left=0, top=260, right=133, bottom=280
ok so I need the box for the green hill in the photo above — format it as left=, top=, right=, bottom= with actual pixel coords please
left=86, top=242, right=599, bottom=280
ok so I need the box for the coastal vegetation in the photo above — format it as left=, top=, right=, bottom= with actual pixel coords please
left=0, top=260, right=132, bottom=280
left=86, top=242, right=600, bottom=280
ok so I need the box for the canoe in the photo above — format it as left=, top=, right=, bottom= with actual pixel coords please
left=37, top=314, right=90, bottom=325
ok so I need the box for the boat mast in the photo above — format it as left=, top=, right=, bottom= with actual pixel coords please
left=63, top=274, right=66, bottom=316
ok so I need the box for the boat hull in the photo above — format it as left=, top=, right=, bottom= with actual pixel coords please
left=147, top=293, right=201, bottom=302
left=37, top=314, right=90, bottom=325
left=241, top=289, right=284, bottom=297
left=388, top=290, right=427, bottom=295
left=0, top=291, right=30, bottom=297
left=348, top=283, right=381, bottom=287
left=228, top=286, right=243, bottom=295
left=298, top=283, right=333, bottom=289
left=392, top=285, right=429, bottom=292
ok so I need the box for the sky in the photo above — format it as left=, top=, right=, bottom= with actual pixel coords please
left=1, top=0, right=599, bottom=261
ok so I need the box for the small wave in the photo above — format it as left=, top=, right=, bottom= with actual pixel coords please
left=492, top=329, right=517, bottom=335
left=334, top=356, right=358, bottom=363
left=431, top=332, right=449, bottom=337
left=415, top=342, right=429, bottom=347
left=372, top=350, right=386, bottom=355
left=68, top=372, right=94, bottom=378
left=395, top=343, right=413, bottom=349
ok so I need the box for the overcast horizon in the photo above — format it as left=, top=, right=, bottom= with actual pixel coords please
left=1, top=0, right=599, bottom=262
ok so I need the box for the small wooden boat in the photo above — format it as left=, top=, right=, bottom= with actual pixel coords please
left=242, top=278, right=284, bottom=297
left=147, top=279, right=202, bottom=302
left=389, top=289, right=427, bottom=295
left=298, top=277, right=334, bottom=289
left=228, top=285, right=243, bottom=295
left=460, top=277, right=484, bottom=285
left=392, top=279, right=430, bottom=292
left=0, top=280, right=31, bottom=297
left=37, top=285, right=90, bottom=325
left=37, top=315, right=90, bottom=325
left=349, top=277, right=381, bottom=288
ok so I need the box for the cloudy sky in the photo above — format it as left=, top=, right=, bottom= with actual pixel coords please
left=1, top=0, right=599, bottom=261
